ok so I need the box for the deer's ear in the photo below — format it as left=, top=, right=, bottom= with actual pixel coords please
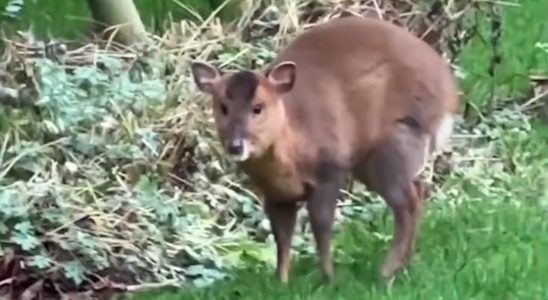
left=191, top=61, right=221, bottom=94
left=267, top=61, right=296, bottom=94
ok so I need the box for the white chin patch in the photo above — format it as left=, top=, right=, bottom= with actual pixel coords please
left=230, top=140, right=252, bottom=162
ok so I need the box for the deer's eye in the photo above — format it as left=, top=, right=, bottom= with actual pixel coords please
left=220, top=103, right=228, bottom=115
left=252, top=104, right=263, bottom=115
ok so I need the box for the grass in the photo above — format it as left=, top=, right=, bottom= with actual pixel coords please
left=457, top=0, right=548, bottom=108
left=0, top=0, right=236, bottom=39
left=126, top=121, right=548, bottom=300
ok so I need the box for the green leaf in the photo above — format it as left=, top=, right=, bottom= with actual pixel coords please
left=28, top=255, right=52, bottom=269
left=2, top=0, right=23, bottom=19
left=11, top=231, right=40, bottom=251
left=0, top=223, right=8, bottom=235
left=14, top=221, right=33, bottom=234
left=63, top=261, right=86, bottom=285
left=135, top=175, right=157, bottom=197
left=192, top=277, right=216, bottom=288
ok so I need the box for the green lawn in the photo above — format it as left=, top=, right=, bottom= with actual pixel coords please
left=127, top=122, right=548, bottom=299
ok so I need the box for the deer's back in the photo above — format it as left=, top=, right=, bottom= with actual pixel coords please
left=269, top=16, right=459, bottom=164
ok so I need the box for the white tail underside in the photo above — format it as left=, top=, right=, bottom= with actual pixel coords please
left=415, top=113, right=455, bottom=178
left=433, top=113, right=455, bottom=153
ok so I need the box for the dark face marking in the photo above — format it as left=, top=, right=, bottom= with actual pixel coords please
left=225, top=71, right=259, bottom=102
left=216, top=71, right=260, bottom=153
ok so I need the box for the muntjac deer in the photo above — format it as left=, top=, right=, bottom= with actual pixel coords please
left=190, top=16, right=459, bottom=284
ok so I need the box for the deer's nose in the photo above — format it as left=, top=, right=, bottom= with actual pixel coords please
left=227, top=139, right=244, bottom=156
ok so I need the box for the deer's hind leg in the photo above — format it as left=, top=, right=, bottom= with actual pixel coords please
left=353, top=121, right=430, bottom=281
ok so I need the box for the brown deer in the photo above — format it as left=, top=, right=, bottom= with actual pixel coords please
left=190, top=16, right=459, bottom=285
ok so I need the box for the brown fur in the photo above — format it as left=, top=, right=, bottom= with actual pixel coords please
left=191, top=16, right=459, bottom=285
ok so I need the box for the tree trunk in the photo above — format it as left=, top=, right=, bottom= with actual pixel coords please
left=85, top=0, right=147, bottom=46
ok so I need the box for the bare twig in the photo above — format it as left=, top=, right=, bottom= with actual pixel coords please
left=519, top=91, right=548, bottom=112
